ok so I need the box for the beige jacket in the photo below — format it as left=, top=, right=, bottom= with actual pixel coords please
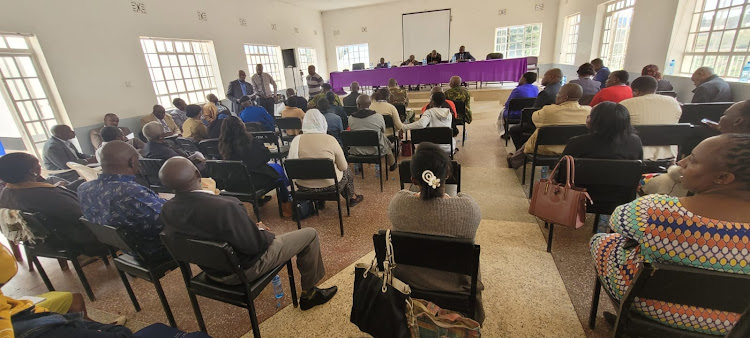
left=295, top=134, right=348, bottom=188
left=524, top=101, right=590, bottom=155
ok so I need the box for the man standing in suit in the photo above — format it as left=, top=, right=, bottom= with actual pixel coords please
left=691, top=67, right=733, bottom=103
left=227, top=70, right=252, bottom=114
left=43, top=124, right=96, bottom=182
left=159, top=157, right=338, bottom=310
left=453, top=46, right=475, bottom=62
left=251, top=64, right=278, bottom=116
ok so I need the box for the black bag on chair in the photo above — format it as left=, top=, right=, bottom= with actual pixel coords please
left=351, top=230, right=415, bottom=338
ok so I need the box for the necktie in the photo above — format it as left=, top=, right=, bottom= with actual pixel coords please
left=241, top=82, right=247, bottom=96
left=159, top=119, right=170, bottom=132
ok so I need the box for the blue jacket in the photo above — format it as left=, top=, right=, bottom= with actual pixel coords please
left=594, top=67, right=611, bottom=87
left=502, top=83, right=539, bottom=119
left=240, top=106, right=275, bottom=131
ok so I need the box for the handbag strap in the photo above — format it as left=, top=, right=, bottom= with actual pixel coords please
left=382, top=230, right=396, bottom=291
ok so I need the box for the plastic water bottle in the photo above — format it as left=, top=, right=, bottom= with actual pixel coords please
left=272, top=275, right=283, bottom=308
left=387, top=61, right=391, bottom=68
left=665, top=59, right=676, bottom=75
left=740, top=62, right=750, bottom=83
left=422, top=58, right=427, bottom=65
left=353, top=163, right=361, bottom=176
left=369, top=62, right=373, bottom=69
left=375, top=164, right=381, bottom=179
left=562, top=75, right=567, bottom=85
left=540, top=166, right=549, bottom=181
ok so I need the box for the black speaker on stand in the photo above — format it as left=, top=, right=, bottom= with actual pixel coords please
left=282, top=48, right=302, bottom=97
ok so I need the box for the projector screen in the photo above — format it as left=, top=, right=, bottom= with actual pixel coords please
left=402, top=9, right=451, bottom=63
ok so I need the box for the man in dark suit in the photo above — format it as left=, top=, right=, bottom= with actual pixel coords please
left=534, top=68, right=563, bottom=108
left=43, top=124, right=95, bottom=182
left=227, top=70, right=253, bottom=114
left=285, top=88, right=308, bottom=111
left=691, top=67, right=733, bottom=103
left=159, top=157, right=337, bottom=310
left=426, top=50, right=442, bottom=64
left=453, top=46, right=475, bottom=62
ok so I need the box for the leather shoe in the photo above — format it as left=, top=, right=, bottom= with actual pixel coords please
left=349, top=194, right=364, bottom=207
left=300, top=286, right=338, bottom=310
left=389, top=163, right=398, bottom=172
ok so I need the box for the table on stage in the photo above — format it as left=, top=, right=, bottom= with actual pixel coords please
left=329, top=58, right=529, bottom=91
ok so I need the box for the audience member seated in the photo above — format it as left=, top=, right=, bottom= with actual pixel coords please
left=523, top=83, right=591, bottom=155
left=445, top=75, right=473, bottom=123
left=590, top=133, right=750, bottom=335
left=716, top=100, right=750, bottom=134
left=96, top=126, right=127, bottom=163
left=343, top=82, right=360, bottom=107
left=218, top=116, right=291, bottom=215
left=533, top=68, right=563, bottom=108
left=202, top=93, right=231, bottom=123
left=403, top=92, right=455, bottom=154
left=620, top=76, right=681, bottom=160
left=371, top=88, right=403, bottom=136
left=90, top=113, right=144, bottom=150
left=453, top=46, right=476, bottom=62
left=387, top=142, right=484, bottom=324
left=426, top=50, right=441, bottom=64
left=308, top=83, right=341, bottom=108
left=591, top=58, right=611, bottom=87
left=0, top=245, right=131, bottom=337
left=326, top=91, right=349, bottom=130
left=78, top=141, right=170, bottom=259
left=387, top=78, right=409, bottom=107
left=181, top=104, right=209, bottom=141
left=400, top=55, right=420, bottom=66
left=569, top=63, right=601, bottom=97
left=375, top=57, right=388, bottom=69
left=285, top=88, right=308, bottom=112
left=641, top=64, right=673, bottom=92
left=563, top=102, right=643, bottom=160
left=140, top=104, right=181, bottom=136
left=288, top=110, right=364, bottom=207
left=158, top=157, right=338, bottom=309
left=281, top=96, right=306, bottom=136
left=239, top=95, right=275, bottom=132
left=43, top=124, right=96, bottom=182
left=206, top=106, right=232, bottom=139
left=691, top=66, right=733, bottom=103
left=421, top=87, right=457, bottom=117
left=316, top=99, right=343, bottom=145
left=170, top=97, right=189, bottom=128
left=500, top=72, right=540, bottom=126
left=0, top=152, right=101, bottom=251
left=142, top=122, right=187, bottom=160
left=589, top=70, right=632, bottom=106
left=349, top=95, right=397, bottom=171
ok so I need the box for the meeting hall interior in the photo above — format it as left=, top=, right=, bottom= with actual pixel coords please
left=2, top=0, right=750, bottom=337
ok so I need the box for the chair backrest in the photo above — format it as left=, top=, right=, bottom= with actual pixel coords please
left=284, top=158, right=337, bottom=181
left=138, top=158, right=165, bottom=189
left=394, top=104, right=406, bottom=120
left=66, top=162, right=100, bottom=181
left=373, top=230, right=479, bottom=275
left=560, top=159, right=645, bottom=214
left=579, top=95, right=595, bottom=106
left=656, top=91, right=677, bottom=98
left=80, top=218, right=139, bottom=258
left=244, top=122, right=265, bottom=133
left=248, top=131, right=279, bottom=146
left=205, top=160, right=255, bottom=192
left=174, top=137, right=200, bottom=153
left=198, top=138, right=221, bottom=160
left=275, top=117, right=302, bottom=130
left=633, top=124, right=693, bottom=146
left=507, top=97, right=537, bottom=111
left=343, top=106, right=358, bottom=116
left=411, top=127, right=453, bottom=146
left=519, top=108, right=537, bottom=129
left=679, top=102, right=733, bottom=124
left=159, top=233, right=244, bottom=278
left=453, top=100, right=466, bottom=119
left=383, top=114, right=395, bottom=130
left=20, top=212, right=53, bottom=239
left=341, top=130, right=379, bottom=148
left=535, top=125, right=589, bottom=147
left=398, top=160, right=461, bottom=192
left=485, top=52, right=504, bottom=60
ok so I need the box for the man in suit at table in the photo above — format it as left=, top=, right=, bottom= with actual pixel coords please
left=453, top=46, right=475, bottom=62
left=43, top=124, right=96, bottom=182
left=227, top=70, right=253, bottom=114
left=426, top=50, right=442, bottom=64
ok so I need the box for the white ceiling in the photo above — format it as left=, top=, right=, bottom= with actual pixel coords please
left=276, top=0, right=399, bottom=11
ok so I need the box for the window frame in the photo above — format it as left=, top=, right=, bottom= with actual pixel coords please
left=296, top=47, right=317, bottom=72
left=335, top=43, right=370, bottom=71
left=243, top=44, right=287, bottom=90
left=598, top=0, right=636, bottom=71
left=561, top=13, right=582, bottom=65
left=494, top=23, right=543, bottom=59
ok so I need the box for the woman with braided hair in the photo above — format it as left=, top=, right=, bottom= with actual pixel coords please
left=590, top=133, right=750, bottom=335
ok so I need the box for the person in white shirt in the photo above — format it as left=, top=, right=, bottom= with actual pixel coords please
left=620, top=76, right=682, bottom=160
left=250, top=64, right=278, bottom=116
left=306, top=65, right=324, bottom=99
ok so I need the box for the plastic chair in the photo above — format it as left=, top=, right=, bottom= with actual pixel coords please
left=679, top=102, right=733, bottom=124
left=523, top=125, right=588, bottom=196
left=411, top=127, right=454, bottom=160
left=205, top=160, right=283, bottom=222
left=341, top=130, right=387, bottom=192
left=398, top=160, right=461, bottom=193
left=174, top=137, right=200, bottom=154
left=198, top=139, right=221, bottom=160
left=453, top=100, right=468, bottom=146
left=248, top=131, right=289, bottom=163
left=285, top=158, right=349, bottom=236
left=275, top=117, right=302, bottom=144
left=138, top=158, right=166, bottom=192
left=343, top=106, right=358, bottom=116
left=504, top=98, right=537, bottom=146
left=656, top=91, right=677, bottom=98
left=634, top=123, right=693, bottom=171
left=394, top=104, right=407, bottom=122
left=66, top=162, right=100, bottom=181
left=382, top=114, right=400, bottom=159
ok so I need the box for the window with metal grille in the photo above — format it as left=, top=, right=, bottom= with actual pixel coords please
left=244, top=44, right=286, bottom=90
left=561, top=14, right=581, bottom=65
left=494, top=23, right=543, bottom=58
left=336, top=44, right=369, bottom=71
left=599, top=0, right=636, bottom=71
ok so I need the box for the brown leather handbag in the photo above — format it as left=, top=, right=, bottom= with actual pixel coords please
left=528, top=155, right=592, bottom=228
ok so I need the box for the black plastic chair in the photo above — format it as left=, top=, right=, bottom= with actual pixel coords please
left=139, top=158, right=166, bottom=192
left=248, top=131, right=289, bottom=163
left=394, top=104, right=407, bottom=122
left=373, top=230, right=481, bottom=320
left=342, top=130, right=387, bottom=192
left=453, top=100, right=468, bottom=146
left=205, top=160, right=283, bottom=222
left=523, top=125, right=588, bottom=196
left=285, top=158, right=350, bottom=236
left=504, top=97, right=537, bottom=146
left=634, top=124, right=693, bottom=171
left=275, top=117, right=302, bottom=144
left=398, top=160, right=461, bottom=193
left=589, top=262, right=750, bottom=337
left=579, top=95, right=595, bottom=106
left=198, top=138, right=221, bottom=160
left=382, top=115, right=400, bottom=159
left=679, top=102, right=734, bottom=124
left=343, top=106, right=358, bottom=116
left=411, top=127, right=454, bottom=160
left=174, top=137, right=200, bottom=153
left=80, top=218, right=178, bottom=327
left=543, top=159, right=645, bottom=253
left=656, top=91, right=677, bottom=98
left=21, top=212, right=109, bottom=301
left=160, top=234, right=297, bottom=337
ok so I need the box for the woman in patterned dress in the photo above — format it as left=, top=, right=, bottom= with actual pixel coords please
left=590, top=133, right=750, bottom=335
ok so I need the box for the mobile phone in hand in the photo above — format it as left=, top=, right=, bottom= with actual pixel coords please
left=701, top=118, right=718, bottom=126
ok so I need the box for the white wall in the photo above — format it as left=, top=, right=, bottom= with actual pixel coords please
left=0, top=0, right=327, bottom=137
left=321, top=0, right=561, bottom=72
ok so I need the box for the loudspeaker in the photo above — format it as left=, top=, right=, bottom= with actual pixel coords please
left=282, top=49, right=297, bottom=68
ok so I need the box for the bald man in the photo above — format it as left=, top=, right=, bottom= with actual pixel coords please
left=523, top=83, right=590, bottom=155
left=78, top=141, right=170, bottom=257
left=343, top=82, right=360, bottom=107
left=717, top=100, right=750, bottom=134
left=534, top=68, right=563, bottom=108
left=227, top=70, right=252, bottom=114
left=43, top=124, right=96, bottom=182
left=158, top=157, right=337, bottom=310
left=141, top=104, right=180, bottom=135
left=691, top=67, right=732, bottom=103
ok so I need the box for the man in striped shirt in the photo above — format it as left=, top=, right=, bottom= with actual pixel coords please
left=306, top=65, right=324, bottom=99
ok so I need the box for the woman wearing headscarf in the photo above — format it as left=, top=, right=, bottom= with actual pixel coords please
left=288, top=109, right=364, bottom=206
left=642, top=64, right=674, bottom=92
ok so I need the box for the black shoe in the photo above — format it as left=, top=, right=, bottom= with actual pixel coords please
left=257, top=196, right=272, bottom=206
left=389, top=163, right=398, bottom=172
left=300, top=286, right=338, bottom=310
left=603, top=311, right=617, bottom=327
left=349, top=194, right=364, bottom=207
left=315, top=200, right=326, bottom=209
left=500, top=134, right=510, bottom=140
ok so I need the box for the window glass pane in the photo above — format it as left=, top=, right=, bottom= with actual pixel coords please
left=715, top=55, right=730, bottom=75
left=726, top=6, right=742, bottom=28
left=5, top=36, right=28, bottom=49
left=707, top=31, right=723, bottom=51
left=695, top=32, right=710, bottom=51
left=720, top=30, right=736, bottom=51
left=700, top=11, right=715, bottom=31
left=36, top=99, right=53, bottom=119
left=15, top=57, right=37, bottom=77
left=25, top=79, right=45, bottom=99
left=728, top=55, right=746, bottom=76
left=682, top=55, right=695, bottom=73
left=735, top=28, right=750, bottom=51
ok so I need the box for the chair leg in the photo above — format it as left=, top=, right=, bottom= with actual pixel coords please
left=57, top=258, right=69, bottom=271
left=187, top=291, right=207, bottom=332
left=116, top=268, right=141, bottom=312
left=589, top=277, right=602, bottom=329
left=361, top=164, right=365, bottom=179
left=379, top=160, right=384, bottom=193
left=336, top=197, right=344, bottom=237
left=528, top=164, right=537, bottom=198
left=593, top=213, right=601, bottom=234
left=32, top=255, right=54, bottom=291
left=153, top=277, right=177, bottom=328
left=462, top=125, right=466, bottom=146
left=251, top=200, right=262, bottom=223
left=546, top=223, right=554, bottom=253
left=345, top=188, right=351, bottom=217
left=287, top=261, right=298, bottom=308
left=276, top=188, right=283, bottom=218
left=101, top=255, right=110, bottom=267
left=247, top=302, right=262, bottom=338
left=295, top=201, right=302, bottom=230
left=521, top=160, right=527, bottom=184
left=504, top=118, right=509, bottom=146
left=71, top=256, right=95, bottom=301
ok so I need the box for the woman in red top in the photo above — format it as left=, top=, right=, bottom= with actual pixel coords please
left=589, top=70, right=633, bottom=106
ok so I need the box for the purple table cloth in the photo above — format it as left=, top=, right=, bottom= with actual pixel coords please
left=329, top=58, right=528, bottom=91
